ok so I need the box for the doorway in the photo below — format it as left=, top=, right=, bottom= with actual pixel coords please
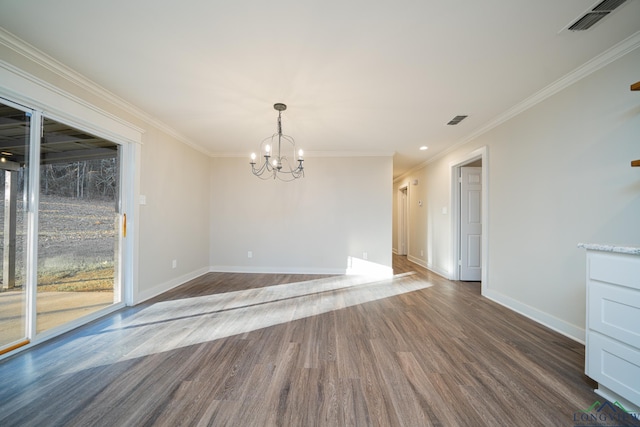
left=450, top=147, right=488, bottom=291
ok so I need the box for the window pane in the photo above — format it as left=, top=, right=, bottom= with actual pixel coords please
left=0, top=103, right=30, bottom=349
left=36, top=118, right=120, bottom=334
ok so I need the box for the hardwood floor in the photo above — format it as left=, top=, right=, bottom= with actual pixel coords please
left=0, top=255, right=610, bottom=426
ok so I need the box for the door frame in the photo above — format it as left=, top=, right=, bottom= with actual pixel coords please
left=397, top=185, right=409, bottom=256
left=450, top=146, right=488, bottom=294
left=0, top=72, right=141, bottom=356
left=33, top=111, right=135, bottom=342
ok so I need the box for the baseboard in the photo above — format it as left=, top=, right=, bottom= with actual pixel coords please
left=135, top=267, right=210, bottom=304
left=407, top=255, right=451, bottom=279
left=407, top=255, right=427, bottom=268
left=398, top=256, right=583, bottom=343
left=209, top=265, right=346, bottom=275
left=594, top=385, right=640, bottom=413
left=484, top=288, right=585, bottom=344
left=210, top=263, right=394, bottom=277
left=426, top=263, right=451, bottom=279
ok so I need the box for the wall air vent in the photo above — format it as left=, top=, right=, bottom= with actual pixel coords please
left=568, top=0, right=628, bottom=31
left=447, top=115, right=468, bottom=125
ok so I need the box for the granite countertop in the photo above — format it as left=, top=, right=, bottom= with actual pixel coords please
left=578, top=243, right=640, bottom=255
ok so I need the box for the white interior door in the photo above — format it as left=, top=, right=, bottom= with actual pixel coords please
left=460, top=167, right=482, bottom=281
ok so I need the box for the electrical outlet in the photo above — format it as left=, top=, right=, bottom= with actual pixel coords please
left=172, top=259, right=177, bottom=269
left=248, top=251, right=253, bottom=258
left=362, top=252, right=368, bottom=260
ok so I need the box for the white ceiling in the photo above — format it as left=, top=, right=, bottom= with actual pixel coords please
left=1, top=0, right=639, bottom=178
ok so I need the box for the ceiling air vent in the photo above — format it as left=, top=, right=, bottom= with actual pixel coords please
left=568, top=0, right=628, bottom=31
left=591, top=0, right=628, bottom=11
left=447, top=115, right=468, bottom=125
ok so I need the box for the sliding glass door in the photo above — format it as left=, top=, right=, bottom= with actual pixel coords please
left=0, top=103, right=31, bottom=351
left=0, top=100, right=125, bottom=353
left=36, top=117, right=122, bottom=334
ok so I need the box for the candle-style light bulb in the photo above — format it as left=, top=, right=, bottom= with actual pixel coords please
left=250, top=152, right=256, bottom=161
left=298, top=149, right=304, bottom=159
left=265, top=144, right=271, bottom=155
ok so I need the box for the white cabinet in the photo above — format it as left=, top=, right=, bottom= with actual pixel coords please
left=581, top=244, right=640, bottom=409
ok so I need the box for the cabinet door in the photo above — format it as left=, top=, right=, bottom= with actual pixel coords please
left=587, top=332, right=640, bottom=406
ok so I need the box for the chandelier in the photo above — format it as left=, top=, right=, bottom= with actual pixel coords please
left=250, top=103, right=304, bottom=181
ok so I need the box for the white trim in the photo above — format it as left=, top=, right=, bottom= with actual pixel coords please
left=397, top=185, right=409, bottom=257
left=426, top=263, right=451, bottom=279
left=25, top=110, right=41, bottom=341
left=210, top=265, right=347, bottom=275
left=407, top=255, right=427, bottom=268
left=210, top=264, right=394, bottom=277
left=406, top=255, right=450, bottom=279
left=593, top=386, right=640, bottom=414
left=400, top=251, right=585, bottom=343
left=122, top=142, right=140, bottom=307
left=394, top=30, right=640, bottom=183
left=0, top=27, right=211, bottom=155
left=135, top=267, right=210, bottom=304
left=0, top=61, right=143, bottom=145
left=449, top=147, right=489, bottom=290
left=213, top=150, right=395, bottom=158
left=484, top=289, right=585, bottom=343
left=450, top=32, right=640, bottom=153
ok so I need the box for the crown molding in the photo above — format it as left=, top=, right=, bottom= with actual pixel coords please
left=212, top=150, right=395, bottom=158
left=457, top=30, right=640, bottom=147
left=0, top=59, right=145, bottom=144
left=401, top=29, right=640, bottom=179
left=0, top=27, right=213, bottom=155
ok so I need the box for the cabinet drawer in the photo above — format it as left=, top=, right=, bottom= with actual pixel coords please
left=586, top=332, right=640, bottom=406
left=588, top=281, right=640, bottom=348
left=589, top=252, right=640, bottom=290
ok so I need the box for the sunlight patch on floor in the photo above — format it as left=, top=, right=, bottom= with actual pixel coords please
left=59, top=272, right=430, bottom=369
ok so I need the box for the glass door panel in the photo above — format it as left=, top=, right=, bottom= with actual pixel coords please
left=36, top=118, right=121, bottom=334
left=0, top=103, right=31, bottom=351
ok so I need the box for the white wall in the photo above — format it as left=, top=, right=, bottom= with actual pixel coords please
left=136, top=127, right=211, bottom=301
left=210, top=156, right=393, bottom=274
left=396, top=46, right=640, bottom=341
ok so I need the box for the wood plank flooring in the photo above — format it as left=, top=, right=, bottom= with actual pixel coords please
left=0, top=256, right=609, bottom=426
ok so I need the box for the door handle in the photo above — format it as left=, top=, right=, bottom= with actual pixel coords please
left=123, top=213, right=127, bottom=238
